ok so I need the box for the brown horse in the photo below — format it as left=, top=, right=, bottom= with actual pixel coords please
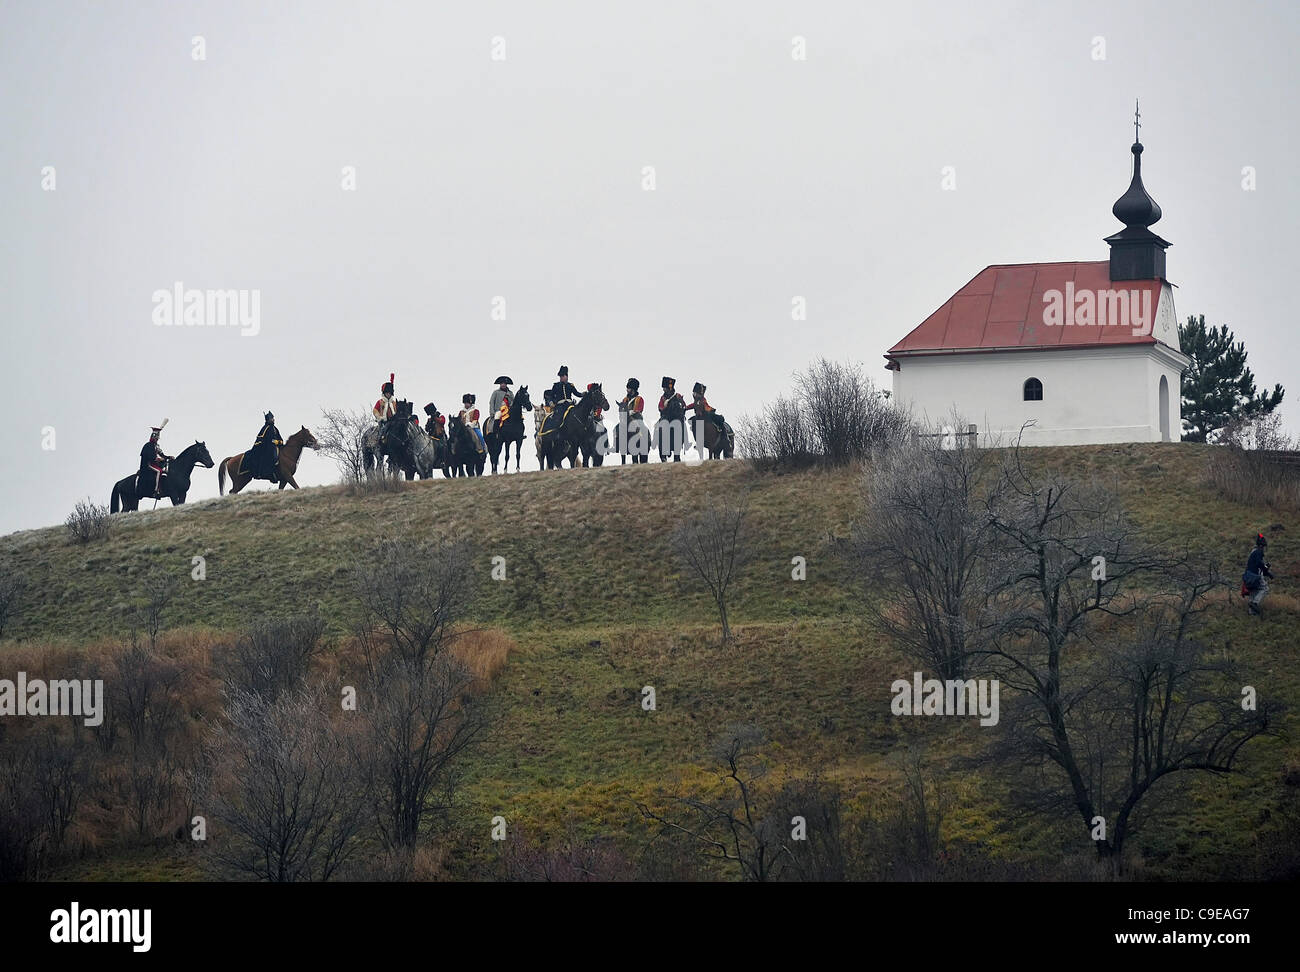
left=218, top=426, right=318, bottom=495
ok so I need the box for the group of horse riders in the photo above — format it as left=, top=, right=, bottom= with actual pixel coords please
left=136, top=412, right=282, bottom=500
left=130, top=364, right=726, bottom=499
left=369, top=365, right=727, bottom=466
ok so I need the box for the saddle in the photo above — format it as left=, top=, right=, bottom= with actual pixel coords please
left=136, top=466, right=168, bottom=499
left=539, top=404, right=575, bottom=438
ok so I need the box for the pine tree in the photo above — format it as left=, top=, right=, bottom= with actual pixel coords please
left=1178, top=315, right=1283, bottom=442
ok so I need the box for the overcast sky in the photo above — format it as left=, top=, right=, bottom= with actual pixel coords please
left=2, top=0, right=1296, bottom=535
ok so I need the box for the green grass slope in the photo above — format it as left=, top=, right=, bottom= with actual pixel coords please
left=2, top=444, right=1297, bottom=880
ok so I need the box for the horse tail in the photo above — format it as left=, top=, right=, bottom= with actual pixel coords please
left=218, top=459, right=227, bottom=496
left=110, top=483, right=121, bottom=514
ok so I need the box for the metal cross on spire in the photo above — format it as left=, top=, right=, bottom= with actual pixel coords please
left=1134, top=99, right=1141, bottom=143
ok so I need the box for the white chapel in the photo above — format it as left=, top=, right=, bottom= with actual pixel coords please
left=885, top=121, right=1191, bottom=446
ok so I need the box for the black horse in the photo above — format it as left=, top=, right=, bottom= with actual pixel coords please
left=655, top=395, right=689, bottom=462
left=448, top=415, right=486, bottom=477
left=111, top=441, right=215, bottom=512
left=539, top=385, right=606, bottom=469
left=484, top=385, right=533, bottom=474
left=577, top=386, right=612, bottom=468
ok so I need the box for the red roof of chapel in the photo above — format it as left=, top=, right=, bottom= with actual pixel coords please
left=887, top=261, right=1164, bottom=357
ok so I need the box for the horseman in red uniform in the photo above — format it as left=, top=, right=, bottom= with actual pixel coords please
left=424, top=402, right=446, bottom=441
left=684, top=382, right=726, bottom=432
left=137, top=419, right=172, bottom=498
left=460, top=393, right=486, bottom=453
left=373, top=373, right=398, bottom=422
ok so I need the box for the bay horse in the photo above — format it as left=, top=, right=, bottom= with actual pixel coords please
left=111, top=441, right=215, bottom=512
left=448, top=415, right=485, bottom=477
left=484, top=385, right=533, bottom=474
left=691, top=415, right=735, bottom=459
left=218, top=426, right=318, bottom=495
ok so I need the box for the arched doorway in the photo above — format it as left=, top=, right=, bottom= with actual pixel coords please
left=1158, top=375, right=1170, bottom=442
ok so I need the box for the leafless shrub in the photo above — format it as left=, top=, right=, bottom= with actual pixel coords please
left=740, top=358, right=911, bottom=470
left=203, top=685, right=372, bottom=881
left=220, top=608, right=325, bottom=703
left=65, top=498, right=111, bottom=545
left=671, top=497, right=753, bottom=642
left=347, top=471, right=406, bottom=496
left=737, top=396, right=816, bottom=469
left=499, top=826, right=633, bottom=882
left=1207, top=412, right=1300, bottom=509
left=0, top=729, right=92, bottom=879
left=765, top=777, right=848, bottom=881
left=354, top=538, right=475, bottom=667
left=317, top=407, right=373, bottom=485
left=108, top=638, right=188, bottom=754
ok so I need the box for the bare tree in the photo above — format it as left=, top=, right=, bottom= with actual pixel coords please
left=0, top=746, right=48, bottom=879
left=205, top=685, right=371, bottom=881
left=353, top=537, right=486, bottom=849
left=638, top=724, right=794, bottom=882
left=127, top=569, right=178, bottom=653
left=979, top=451, right=1275, bottom=867
left=671, top=497, right=753, bottom=642
left=853, top=425, right=996, bottom=678
left=317, top=407, right=374, bottom=486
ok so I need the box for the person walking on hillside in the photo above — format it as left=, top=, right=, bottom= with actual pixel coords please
left=1242, top=533, right=1275, bottom=616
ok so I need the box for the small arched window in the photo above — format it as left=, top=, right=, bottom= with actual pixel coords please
left=1023, top=377, right=1043, bottom=401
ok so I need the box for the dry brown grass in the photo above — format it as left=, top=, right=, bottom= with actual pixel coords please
left=452, top=627, right=513, bottom=689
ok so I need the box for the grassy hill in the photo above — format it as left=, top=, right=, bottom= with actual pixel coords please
left=1, top=444, right=1297, bottom=880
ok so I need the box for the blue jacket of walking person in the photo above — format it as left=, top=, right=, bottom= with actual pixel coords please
left=1246, top=547, right=1273, bottom=579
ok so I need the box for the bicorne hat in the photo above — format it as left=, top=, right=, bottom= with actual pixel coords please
left=495, top=376, right=513, bottom=385
left=264, top=411, right=274, bottom=423
left=557, top=365, right=569, bottom=377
